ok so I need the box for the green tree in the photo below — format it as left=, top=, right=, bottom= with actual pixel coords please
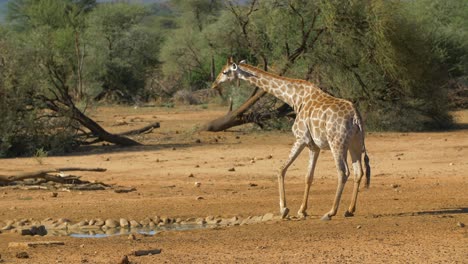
left=85, top=3, right=162, bottom=102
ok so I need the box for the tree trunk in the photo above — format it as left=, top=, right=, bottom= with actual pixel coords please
left=71, top=105, right=141, bottom=146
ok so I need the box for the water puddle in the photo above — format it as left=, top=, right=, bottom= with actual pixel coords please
left=51, top=224, right=214, bottom=238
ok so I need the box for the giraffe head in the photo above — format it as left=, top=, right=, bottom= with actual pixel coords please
left=211, top=57, right=240, bottom=90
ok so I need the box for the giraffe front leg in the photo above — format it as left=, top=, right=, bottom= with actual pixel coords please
left=278, top=141, right=305, bottom=219
left=297, top=147, right=320, bottom=218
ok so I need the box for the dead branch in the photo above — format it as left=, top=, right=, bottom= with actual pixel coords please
left=118, top=122, right=160, bottom=136
left=0, top=167, right=106, bottom=184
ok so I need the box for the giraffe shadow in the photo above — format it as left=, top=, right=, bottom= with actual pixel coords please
left=373, top=207, right=468, bottom=218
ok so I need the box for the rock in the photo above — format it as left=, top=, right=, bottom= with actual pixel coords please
left=88, top=219, right=95, bottom=226
left=457, top=222, right=465, bottom=228
left=196, top=196, right=204, bottom=200
left=120, top=255, right=130, bottom=264
left=105, top=219, right=119, bottom=228
left=449, top=163, right=454, bottom=166
left=267, top=154, right=273, bottom=159
left=160, top=217, right=170, bottom=225
left=153, top=216, right=161, bottom=224
left=78, top=221, right=88, bottom=227
left=195, top=139, right=201, bottom=143
left=129, top=220, right=141, bottom=228
left=128, top=234, right=136, bottom=240
left=188, top=173, right=195, bottom=177
left=120, top=219, right=129, bottom=228
left=50, top=192, right=58, bottom=198
left=57, top=218, right=71, bottom=224
left=262, top=213, right=274, bottom=222
left=15, top=252, right=29, bottom=259
left=249, top=183, right=258, bottom=187
left=30, top=225, right=47, bottom=236
left=228, top=167, right=235, bottom=172
left=196, top=218, right=206, bottom=225
left=194, top=182, right=201, bottom=187
left=390, top=184, right=400, bottom=189
left=175, top=218, right=182, bottom=224
left=1, top=225, right=13, bottom=231
left=94, top=219, right=105, bottom=226
left=140, top=218, right=151, bottom=227
left=356, top=225, right=362, bottom=229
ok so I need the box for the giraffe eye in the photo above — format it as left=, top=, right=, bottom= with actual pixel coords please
left=222, top=70, right=229, bottom=75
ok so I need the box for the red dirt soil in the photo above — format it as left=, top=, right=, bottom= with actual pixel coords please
left=0, top=106, right=467, bottom=263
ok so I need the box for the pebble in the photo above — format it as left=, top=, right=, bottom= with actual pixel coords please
left=457, top=222, right=465, bottom=228
left=94, top=219, right=105, bottom=226
left=194, top=182, right=201, bottom=187
left=262, top=213, right=274, bottom=222
left=129, top=220, right=141, bottom=228
left=120, top=219, right=129, bottom=228
left=78, top=221, right=88, bottom=227
left=267, top=154, right=273, bottom=159
left=105, top=219, right=119, bottom=228
left=356, top=225, right=362, bottom=229
left=16, top=252, right=29, bottom=259
left=128, top=234, right=136, bottom=240
left=228, top=168, right=235, bottom=172
left=50, top=192, right=58, bottom=198
left=153, top=216, right=161, bottom=224
left=196, top=196, right=204, bottom=200
left=390, top=184, right=400, bottom=189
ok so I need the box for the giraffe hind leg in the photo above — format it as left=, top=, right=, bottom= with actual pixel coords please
left=321, top=150, right=349, bottom=221
left=345, top=138, right=364, bottom=217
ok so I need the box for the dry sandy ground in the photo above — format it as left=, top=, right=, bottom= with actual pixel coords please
left=0, top=106, right=467, bottom=263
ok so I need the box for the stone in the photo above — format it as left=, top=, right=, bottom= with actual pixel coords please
left=120, top=218, right=129, bottom=228
left=140, top=218, right=151, bottom=227
left=50, top=192, right=58, bottom=198
left=153, top=216, right=161, bottom=224
left=30, top=225, right=47, bottom=236
left=105, top=219, right=119, bottom=228
left=194, top=182, right=201, bottom=187
left=457, top=222, right=465, bottom=228
left=228, top=167, right=235, bottom=172
left=78, top=221, right=88, bottom=227
left=129, top=220, right=141, bottom=228
left=94, top=219, right=105, bottom=226
left=57, top=218, right=71, bottom=224
left=15, top=252, right=29, bottom=259
left=196, top=218, right=206, bottom=225
left=128, top=234, right=136, bottom=240
left=356, top=225, right=362, bottom=229
left=262, top=213, right=274, bottom=222
left=196, top=196, right=204, bottom=200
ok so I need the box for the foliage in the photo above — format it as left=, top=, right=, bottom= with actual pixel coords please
left=0, top=0, right=466, bottom=158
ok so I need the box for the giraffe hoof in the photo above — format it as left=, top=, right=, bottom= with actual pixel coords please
left=280, top=208, right=290, bottom=219
left=344, top=211, right=354, bottom=218
left=297, top=211, right=308, bottom=219
left=320, top=214, right=332, bottom=221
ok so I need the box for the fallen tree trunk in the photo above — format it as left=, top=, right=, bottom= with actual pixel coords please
left=0, top=167, right=106, bottom=184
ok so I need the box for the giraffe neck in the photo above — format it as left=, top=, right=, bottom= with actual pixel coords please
left=237, top=63, right=319, bottom=111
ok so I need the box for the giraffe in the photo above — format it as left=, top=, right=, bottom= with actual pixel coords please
left=211, top=58, right=370, bottom=221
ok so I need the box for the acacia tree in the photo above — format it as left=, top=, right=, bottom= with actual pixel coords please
left=4, top=0, right=141, bottom=151
left=200, top=0, right=456, bottom=131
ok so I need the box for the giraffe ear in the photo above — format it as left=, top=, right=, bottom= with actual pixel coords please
left=231, top=63, right=238, bottom=71
left=228, top=56, right=234, bottom=64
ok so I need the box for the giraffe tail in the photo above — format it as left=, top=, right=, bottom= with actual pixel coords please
left=353, top=108, right=370, bottom=188
left=364, top=151, right=370, bottom=188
